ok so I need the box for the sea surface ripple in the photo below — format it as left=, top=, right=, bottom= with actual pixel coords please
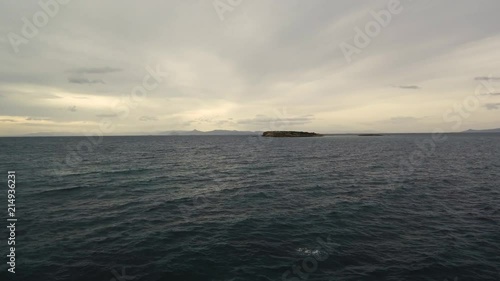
left=0, top=134, right=499, bottom=281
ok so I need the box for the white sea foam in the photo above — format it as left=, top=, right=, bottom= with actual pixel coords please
left=296, top=247, right=324, bottom=256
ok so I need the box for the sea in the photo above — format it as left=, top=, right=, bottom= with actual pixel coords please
left=0, top=134, right=499, bottom=281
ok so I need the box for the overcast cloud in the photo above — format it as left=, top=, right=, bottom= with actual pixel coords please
left=1, top=0, right=500, bottom=136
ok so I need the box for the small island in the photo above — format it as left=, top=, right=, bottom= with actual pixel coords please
left=358, top=134, right=383, bottom=137
left=262, top=131, right=322, bottom=137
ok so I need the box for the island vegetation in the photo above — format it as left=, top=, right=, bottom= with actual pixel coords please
left=262, top=131, right=322, bottom=137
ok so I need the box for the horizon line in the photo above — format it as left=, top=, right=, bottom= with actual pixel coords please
left=1, top=130, right=499, bottom=138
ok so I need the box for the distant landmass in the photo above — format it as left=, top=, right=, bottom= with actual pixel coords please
left=262, top=131, right=322, bottom=137
left=21, top=130, right=260, bottom=137
left=24, top=132, right=81, bottom=137
left=463, top=128, right=500, bottom=133
left=158, top=130, right=260, bottom=136
left=17, top=128, right=500, bottom=137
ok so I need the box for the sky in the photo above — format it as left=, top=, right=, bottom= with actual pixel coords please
left=0, top=0, right=499, bottom=136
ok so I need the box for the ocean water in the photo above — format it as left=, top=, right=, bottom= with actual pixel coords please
left=0, top=134, right=499, bottom=281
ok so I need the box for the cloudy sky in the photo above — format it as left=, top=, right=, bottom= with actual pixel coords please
left=0, top=0, right=499, bottom=136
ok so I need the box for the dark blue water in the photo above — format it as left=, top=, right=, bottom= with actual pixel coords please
left=0, top=134, right=499, bottom=281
